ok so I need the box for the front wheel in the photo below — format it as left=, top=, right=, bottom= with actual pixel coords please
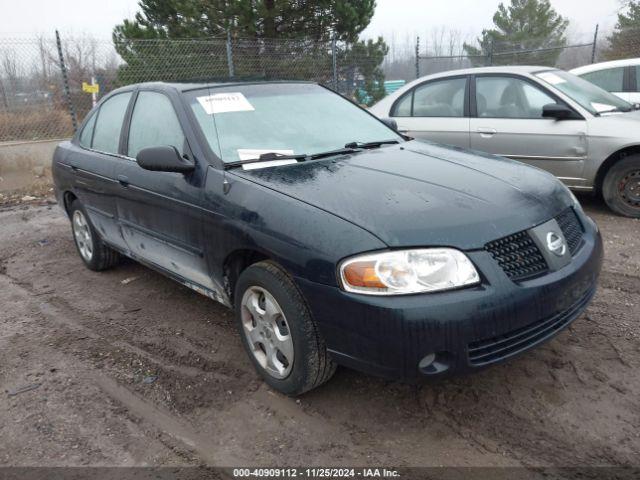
left=602, top=155, right=640, bottom=218
left=234, top=261, right=336, bottom=395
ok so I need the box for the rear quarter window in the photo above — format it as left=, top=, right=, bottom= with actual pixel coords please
left=78, top=111, right=97, bottom=148
left=91, top=92, right=133, bottom=154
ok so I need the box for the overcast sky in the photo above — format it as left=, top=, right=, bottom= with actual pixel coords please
left=0, top=0, right=625, bottom=40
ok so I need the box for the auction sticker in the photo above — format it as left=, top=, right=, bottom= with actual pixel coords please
left=197, top=92, right=255, bottom=114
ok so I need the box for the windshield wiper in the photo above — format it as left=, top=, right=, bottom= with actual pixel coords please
left=308, top=147, right=360, bottom=160
left=225, top=152, right=308, bottom=169
left=344, top=140, right=400, bottom=149
left=225, top=144, right=383, bottom=170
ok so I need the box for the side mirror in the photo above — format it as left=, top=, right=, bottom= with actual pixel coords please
left=136, top=146, right=195, bottom=173
left=381, top=118, right=398, bottom=131
left=542, top=103, right=575, bottom=120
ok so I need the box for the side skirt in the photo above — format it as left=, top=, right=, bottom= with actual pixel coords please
left=104, top=242, right=232, bottom=309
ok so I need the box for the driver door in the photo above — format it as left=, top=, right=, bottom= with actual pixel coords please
left=469, top=75, right=588, bottom=185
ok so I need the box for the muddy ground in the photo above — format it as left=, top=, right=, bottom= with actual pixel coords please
left=0, top=195, right=638, bottom=475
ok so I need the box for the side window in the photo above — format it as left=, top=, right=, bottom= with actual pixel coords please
left=128, top=91, right=186, bottom=158
left=392, top=92, right=413, bottom=117
left=79, top=111, right=97, bottom=148
left=411, top=78, right=466, bottom=117
left=635, top=66, right=640, bottom=92
left=580, top=67, right=624, bottom=92
left=476, top=76, right=557, bottom=119
left=92, top=92, right=132, bottom=154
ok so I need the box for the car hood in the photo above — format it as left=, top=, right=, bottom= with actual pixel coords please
left=231, top=141, right=574, bottom=250
left=588, top=109, right=640, bottom=136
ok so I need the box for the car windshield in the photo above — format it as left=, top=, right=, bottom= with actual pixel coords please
left=183, top=83, right=402, bottom=163
left=535, top=70, right=632, bottom=115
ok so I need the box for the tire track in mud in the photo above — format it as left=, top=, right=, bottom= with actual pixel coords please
left=0, top=274, right=244, bottom=468
left=598, top=270, right=640, bottom=295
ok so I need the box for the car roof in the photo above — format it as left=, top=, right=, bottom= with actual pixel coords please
left=417, top=65, right=553, bottom=79
left=570, top=58, right=640, bottom=75
left=108, top=80, right=317, bottom=95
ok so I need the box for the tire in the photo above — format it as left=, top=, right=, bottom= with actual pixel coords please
left=69, top=199, right=120, bottom=271
left=602, top=155, right=640, bottom=218
left=234, top=261, right=336, bottom=395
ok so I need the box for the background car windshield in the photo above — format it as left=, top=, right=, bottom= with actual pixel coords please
left=185, top=83, right=402, bottom=162
left=535, top=70, right=631, bottom=115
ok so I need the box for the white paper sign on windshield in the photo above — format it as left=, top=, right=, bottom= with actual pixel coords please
left=197, top=92, right=255, bottom=114
left=537, top=72, right=566, bottom=85
left=591, top=102, right=616, bottom=113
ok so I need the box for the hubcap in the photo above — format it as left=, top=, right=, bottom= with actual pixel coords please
left=619, top=170, right=640, bottom=208
left=240, top=286, right=294, bottom=379
left=72, top=210, right=94, bottom=262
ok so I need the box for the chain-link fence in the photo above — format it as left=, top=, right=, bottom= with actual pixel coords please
left=2, top=26, right=640, bottom=144
left=0, top=33, right=385, bottom=143
left=414, top=26, right=640, bottom=77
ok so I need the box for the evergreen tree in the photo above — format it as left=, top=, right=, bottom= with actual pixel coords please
left=605, top=1, right=640, bottom=60
left=112, top=0, right=385, bottom=104
left=463, top=0, right=568, bottom=66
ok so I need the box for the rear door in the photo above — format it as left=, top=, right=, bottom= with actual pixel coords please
left=389, top=76, right=470, bottom=148
left=469, top=74, right=588, bottom=185
left=66, top=91, right=133, bottom=251
left=114, top=89, right=213, bottom=291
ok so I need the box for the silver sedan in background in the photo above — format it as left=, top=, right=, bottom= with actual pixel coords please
left=370, top=66, right=640, bottom=217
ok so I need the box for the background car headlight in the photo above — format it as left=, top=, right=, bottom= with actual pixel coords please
left=339, top=248, right=480, bottom=295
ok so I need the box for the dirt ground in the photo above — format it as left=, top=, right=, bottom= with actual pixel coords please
left=0, top=194, right=638, bottom=474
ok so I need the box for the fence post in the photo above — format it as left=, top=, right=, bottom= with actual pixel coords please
left=55, top=30, right=78, bottom=133
left=331, top=34, right=338, bottom=91
left=487, top=39, right=494, bottom=66
left=591, top=24, right=599, bottom=63
left=415, top=36, right=420, bottom=79
left=226, top=30, right=235, bottom=78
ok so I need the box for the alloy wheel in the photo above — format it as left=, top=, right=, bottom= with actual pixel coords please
left=240, top=286, right=294, bottom=379
left=72, top=210, right=94, bottom=262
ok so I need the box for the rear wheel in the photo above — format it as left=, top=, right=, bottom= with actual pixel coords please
left=234, top=261, right=336, bottom=395
left=69, top=200, right=120, bottom=271
left=602, top=155, right=640, bottom=218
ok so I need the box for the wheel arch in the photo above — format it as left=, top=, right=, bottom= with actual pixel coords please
left=62, top=190, right=79, bottom=217
left=595, top=145, right=640, bottom=194
left=223, top=248, right=272, bottom=303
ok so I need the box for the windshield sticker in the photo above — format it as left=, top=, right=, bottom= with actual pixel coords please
left=197, top=92, right=255, bottom=114
left=591, top=102, right=615, bottom=113
left=237, top=149, right=294, bottom=161
left=538, top=72, right=566, bottom=85
left=242, top=159, right=299, bottom=171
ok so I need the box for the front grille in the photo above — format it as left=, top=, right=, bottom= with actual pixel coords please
left=468, top=285, right=594, bottom=366
left=485, top=231, right=548, bottom=281
left=486, top=208, right=584, bottom=282
left=556, top=208, right=584, bottom=255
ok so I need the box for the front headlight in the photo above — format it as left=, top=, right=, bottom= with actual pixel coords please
left=339, top=248, right=480, bottom=295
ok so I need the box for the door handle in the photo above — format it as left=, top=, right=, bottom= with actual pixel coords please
left=117, top=175, right=129, bottom=187
left=477, top=127, right=497, bottom=137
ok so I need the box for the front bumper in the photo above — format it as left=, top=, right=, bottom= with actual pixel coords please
left=295, top=214, right=603, bottom=381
